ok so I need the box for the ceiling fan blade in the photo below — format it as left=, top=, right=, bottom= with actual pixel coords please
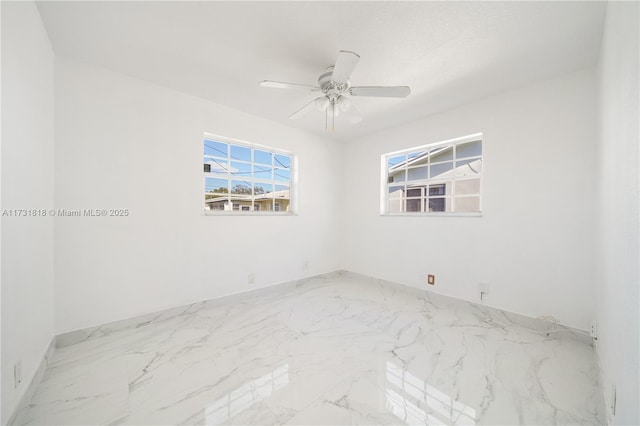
left=260, top=80, right=320, bottom=91
left=289, top=97, right=325, bottom=120
left=331, top=50, right=360, bottom=84
left=349, top=86, right=411, bottom=98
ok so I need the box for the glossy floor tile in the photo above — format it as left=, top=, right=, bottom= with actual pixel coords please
left=18, top=273, right=604, bottom=425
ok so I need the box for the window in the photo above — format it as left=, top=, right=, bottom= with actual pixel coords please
left=382, top=133, right=482, bottom=214
left=204, top=135, right=294, bottom=214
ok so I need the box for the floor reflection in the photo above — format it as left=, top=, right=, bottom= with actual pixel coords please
left=385, top=362, right=475, bottom=425
left=205, top=364, right=289, bottom=425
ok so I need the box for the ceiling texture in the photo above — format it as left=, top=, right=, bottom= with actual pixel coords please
left=36, top=1, right=606, bottom=141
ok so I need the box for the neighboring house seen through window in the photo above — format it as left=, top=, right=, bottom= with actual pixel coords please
left=382, top=134, right=482, bottom=214
left=204, top=136, right=294, bottom=213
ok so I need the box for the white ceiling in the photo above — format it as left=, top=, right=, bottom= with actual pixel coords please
left=36, top=1, right=606, bottom=142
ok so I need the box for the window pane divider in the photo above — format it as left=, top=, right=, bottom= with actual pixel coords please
left=204, top=135, right=294, bottom=214
left=381, top=133, right=482, bottom=215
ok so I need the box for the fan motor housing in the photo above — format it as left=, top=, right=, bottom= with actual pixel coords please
left=318, top=66, right=349, bottom=93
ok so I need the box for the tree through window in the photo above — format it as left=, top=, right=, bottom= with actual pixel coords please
left=204, top=136, right=294, bottom=213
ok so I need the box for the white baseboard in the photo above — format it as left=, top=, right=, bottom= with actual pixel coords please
left=55, top=270, right=343, bottom=348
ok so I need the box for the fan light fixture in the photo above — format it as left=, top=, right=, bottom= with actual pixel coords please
left=260, top=50, right=411, bottom=131
left=315, top=97, right=330, bottom=111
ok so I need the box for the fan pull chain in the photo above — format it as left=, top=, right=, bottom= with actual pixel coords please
left=332, top=102, right=335, bottom=132
left=325, top=106, right=328, bottom=131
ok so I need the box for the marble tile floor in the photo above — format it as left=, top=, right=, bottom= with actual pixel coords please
left=17, top=274, right=604, bottom=425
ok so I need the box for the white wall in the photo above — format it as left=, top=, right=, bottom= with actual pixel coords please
left=1, top=2, right=55, bottom=423
left=595, top=2, right=639, bottom=424
left=54, top=58, right=343, bottom=334
left=2, top=6, right=628, bottom=421
left=342, top=68, right=597, bottom=331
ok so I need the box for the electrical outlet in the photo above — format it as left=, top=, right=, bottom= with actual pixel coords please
left=14, top=361, right=22, bottom=388
left=427, top=274, right=435, bottom=285
left=590, top=321, right=598, bottom=339
left=479, top=282, right=490, bottom=302
left=248, top=273, right=255, bottom=285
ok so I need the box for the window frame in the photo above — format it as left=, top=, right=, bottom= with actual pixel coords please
left=203, top=133, right=298, bottom=216
left=380, top=133, right=483, bottom=217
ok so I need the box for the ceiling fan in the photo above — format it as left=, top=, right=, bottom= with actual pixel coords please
left=260, top=50, right=411, bottom=131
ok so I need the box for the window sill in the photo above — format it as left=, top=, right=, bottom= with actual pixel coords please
left=203, top=211, right=297, bottom=217
left=381, top=212, right=482, bottom=218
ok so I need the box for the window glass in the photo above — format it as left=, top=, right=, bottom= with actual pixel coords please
left=274, top=154, right=291, bottom=169
left=406, top=199, right=421, bottom=212
left=456, top=141, right=482, bottom=158
left=205, top=177, right=228, bottom=194
left=429, top=146, right=453, bottom=162
left=274, top=169, right=290, bottom=182
left=388, top=155, right=406, bottom=168
left=230, top=161, right=251, bottom=177
left=429, top=184, right=446, bottom=196
left=204, top=157, right=228, bottom=175
left=253, top=165, right=272, bottom=180
left=254, top=150, right=272, bottom=165
left=204, top=138, right=294, bottom=213
left=388, top=198, right=403, bottom=213
left=407, top=166, right=428, bottom=182
left=382, top=135, right=482, bottom=214
left=388, top=185, right=404, bottom=199
left=389, top=170, right=406, bottom=183
left=455, top=158, right=482, bottom=177
left=455, top=196, right=480, bottom=212
left=430, top=162, right=454, bottom=179
left=406, top=188, right=423, bottom=198
left=255, top=183, right=273, bottom=195
left=455, top=178, right=481, bottom=195
left=204, top=140, right=228, bottom=158
left=428, top=198, right=446, bottom=212
left=230, top=144, right=251, bottom=162
left=230, top=180, right=252, bottom=195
